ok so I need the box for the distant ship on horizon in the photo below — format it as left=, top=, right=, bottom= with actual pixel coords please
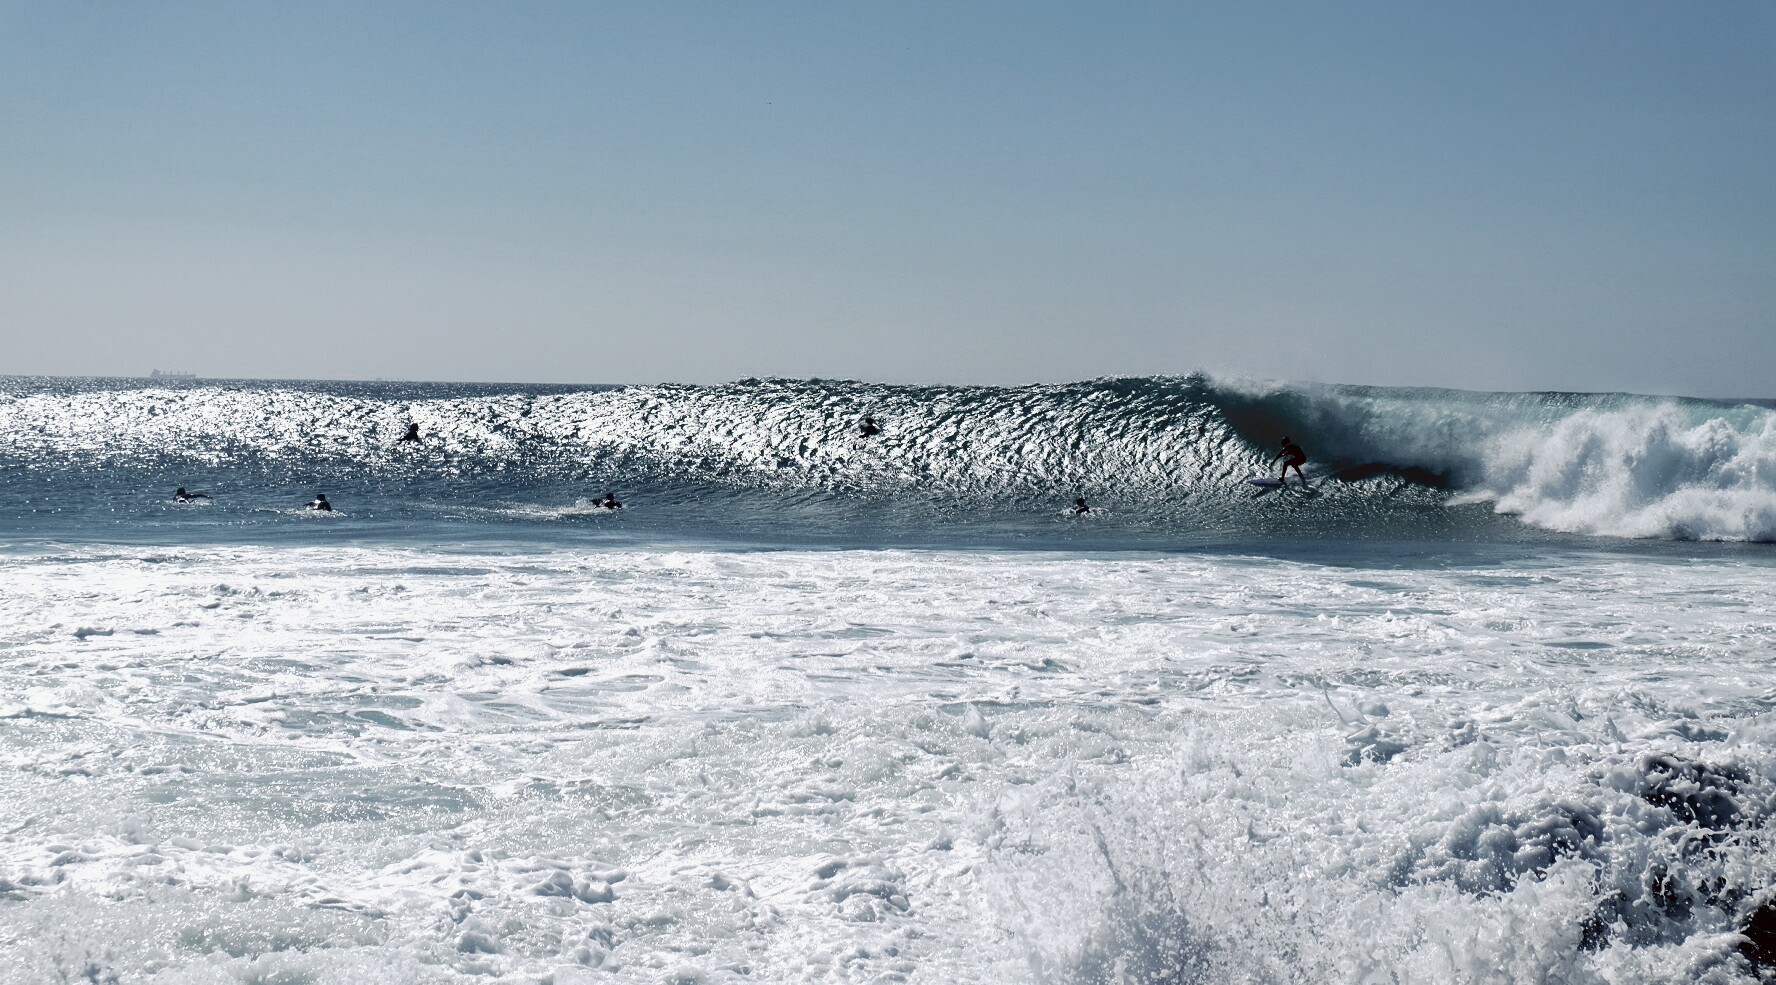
left=148, top=369, right=197, bottom=380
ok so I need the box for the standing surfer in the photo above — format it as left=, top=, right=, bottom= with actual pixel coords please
left=397, top=423, right=420, bottom=444
left=1271, top=437, right=1308, bottom=485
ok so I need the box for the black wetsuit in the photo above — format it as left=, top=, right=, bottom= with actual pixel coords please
left=1273, top=440, right=1308, bottom=481
left=309, top=495, right=333, bottom=512
left=398, top=424, right=420, bottom=443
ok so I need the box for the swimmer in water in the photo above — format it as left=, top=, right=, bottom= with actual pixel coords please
left=598, top=492, right=622, bottom=509
left=308, top=493, right=333, bottom=512
left=172, top=487, right=211, bottom=503
left=1073, top=497, right=1091, bottom=515
left=397, top=423, right=420, bottom=443
left=1271, top=436, right=1308, bottom=484
left=860, top=417, right=881, bottom=438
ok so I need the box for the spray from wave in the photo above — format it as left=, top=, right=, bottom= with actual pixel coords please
left=1210, top=379, right=1776, bottom=541
left=2, top=375, right=1773, bottom=542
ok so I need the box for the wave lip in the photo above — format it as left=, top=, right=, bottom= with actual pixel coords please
left=1212, top=379, right=1776, bottom=542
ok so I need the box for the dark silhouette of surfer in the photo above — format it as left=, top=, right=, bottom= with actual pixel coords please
left=1271, top=437, right=1308, bottom=484
left=308, top=493, right=333, bottom=512
left=598, top=492, right=622, bottom=509
left=172, top=487, right=210, bottom=503
left=859, top=418, right=881, bottom=438
left=1073, top=497, right=1091, bottom=515
left=397, top=423, right=420, bottom=443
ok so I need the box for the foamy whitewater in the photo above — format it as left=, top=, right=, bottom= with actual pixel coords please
left=3, top=375, right=1775, bottom=983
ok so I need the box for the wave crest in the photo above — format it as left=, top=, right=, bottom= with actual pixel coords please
left=3, top=375, right=1773, bottom=541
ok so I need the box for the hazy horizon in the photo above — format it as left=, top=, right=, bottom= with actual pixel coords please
left=13, top=370, right=1776, bottom=406
left=4, top=2, right=1773, bottom=396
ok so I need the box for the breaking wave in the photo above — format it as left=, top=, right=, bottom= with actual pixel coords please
left=2, top=375, right=1773, bottom=542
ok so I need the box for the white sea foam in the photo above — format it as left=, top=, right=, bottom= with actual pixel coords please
left=1472, top=405, right=1776, bottom=541
left=2, top=543, right=1774, bottom=982
left=1220, top=379, right=1776, bottom=541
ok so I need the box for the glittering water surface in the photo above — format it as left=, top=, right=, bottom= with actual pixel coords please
left=5, top=542, right=1776, bottom=983
left=5, top=375, right=1775, bottom=545
left=5, top=375, right=1776, bottom=982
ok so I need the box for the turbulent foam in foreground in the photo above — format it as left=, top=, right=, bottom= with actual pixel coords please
left=3, top=545, right=1776, bottom=983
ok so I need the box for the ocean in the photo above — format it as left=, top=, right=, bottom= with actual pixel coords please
left=2, top=374, right=1774, bottom=983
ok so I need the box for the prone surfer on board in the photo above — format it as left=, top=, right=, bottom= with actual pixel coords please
left=1271, top=437, right=1308, bottom=484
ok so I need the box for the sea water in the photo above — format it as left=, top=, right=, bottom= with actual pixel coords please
left=2, top=376, right=1775, bottom=984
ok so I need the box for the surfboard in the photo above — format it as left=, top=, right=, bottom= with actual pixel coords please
left=1248, top=477, right=1286, bottom=488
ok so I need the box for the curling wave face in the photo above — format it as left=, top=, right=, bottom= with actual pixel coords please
left=1, top=375, right=1773, bottom=543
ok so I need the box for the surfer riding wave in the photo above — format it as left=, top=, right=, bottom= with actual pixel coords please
left=1271, top=437, right=1308, bottom=485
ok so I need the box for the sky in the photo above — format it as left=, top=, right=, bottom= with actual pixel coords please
left=2, top=2, right=1773, bottom=394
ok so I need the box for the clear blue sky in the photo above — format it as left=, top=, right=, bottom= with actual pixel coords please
left=3, top=1, right=1773, bottom=394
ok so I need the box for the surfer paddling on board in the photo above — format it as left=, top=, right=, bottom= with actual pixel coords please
left=172, top=487, right=210, bottom=503
left=598, top=492, right=622, bottom=510
left=1271, top=437, right=1308, bottom=485
left=1073, top=497, right=1091, bottom=515
left=308, top=493, right=333, bottom=512
left=859, top=417, right=881, bottom=438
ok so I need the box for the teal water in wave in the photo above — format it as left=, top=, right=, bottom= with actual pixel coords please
left=4, top=374, right=1773, bottom=548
